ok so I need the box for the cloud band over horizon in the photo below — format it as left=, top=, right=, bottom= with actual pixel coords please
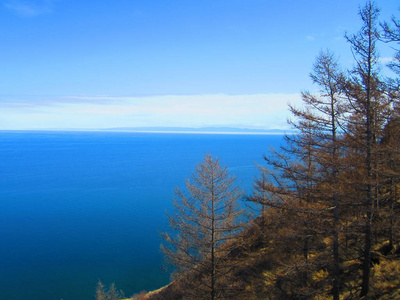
left=0, top=93, right=302, bottom=131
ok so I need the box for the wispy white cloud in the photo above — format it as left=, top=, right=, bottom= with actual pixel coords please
left=0, top=93, right=302, bottom=130
left=2, top=0, right=58, bottom=16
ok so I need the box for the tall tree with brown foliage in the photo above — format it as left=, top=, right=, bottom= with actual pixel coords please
left=342, top=2, right=393, bottom=296
left=298, top=50, right=346, bottom=300
left=250, top=50, right=347, bottom=299
left=380, top=5, right=400, bottom=254
left=162, top=154, right=246, bottom=300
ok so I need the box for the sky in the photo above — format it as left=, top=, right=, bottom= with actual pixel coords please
left=0, top=0, right=399, bottom=131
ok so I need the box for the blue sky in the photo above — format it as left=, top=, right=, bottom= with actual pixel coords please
left=0, top=0, right=399, bottom=130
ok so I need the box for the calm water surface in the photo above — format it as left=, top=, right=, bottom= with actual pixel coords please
left=0, top=131, right=284, bottom=300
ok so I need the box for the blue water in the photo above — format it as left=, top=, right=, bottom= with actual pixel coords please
left=0, top=131, right=283, bottom=300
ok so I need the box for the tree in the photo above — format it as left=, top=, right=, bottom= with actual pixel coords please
left=343, top=2, right=392, bottom=296
left=379, top=115, right=400, bottom=250
left=162, top=154, right=245, bottom=300
left=300, top=50, right=345, bottom=300
left=380, top=7, right=400, bottom=254
left=96, top=281, right=106, bottom=300
left=95, top=281, right=124, bottom=300
left=249, top=50, right=347, bottom=299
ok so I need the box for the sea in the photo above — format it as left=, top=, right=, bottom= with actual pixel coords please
left=0, top=131, right=284, bottom=300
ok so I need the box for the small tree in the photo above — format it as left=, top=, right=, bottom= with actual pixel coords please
left=96, top=281, right=106, bottom=300
left=162, top=154, right=245, bottom=300
left=95, top=281, right=124, bottom=300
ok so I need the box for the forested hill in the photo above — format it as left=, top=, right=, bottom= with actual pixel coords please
left=99, top=2, right=400, bottom=299
left=141, top=214, right=400, bottom=300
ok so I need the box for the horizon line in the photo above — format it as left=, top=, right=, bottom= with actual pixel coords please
left=0, top=127, right=295, bottom=135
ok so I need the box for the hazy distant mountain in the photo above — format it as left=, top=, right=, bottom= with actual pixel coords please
left=103, top=127, right=290, bottom=134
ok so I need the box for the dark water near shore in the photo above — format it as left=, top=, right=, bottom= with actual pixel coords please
left=0, top=131, right=284, bottom=300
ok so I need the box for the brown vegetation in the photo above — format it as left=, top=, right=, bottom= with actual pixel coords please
left=161, top=154, right=247, bottom=299
left=143, top=2, right=400, bottom=299
left=99, top=2, right=400, bottom=299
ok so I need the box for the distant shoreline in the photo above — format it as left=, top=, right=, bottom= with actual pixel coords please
left=0, top=127, right=294, bottom=135
left=100, top=130, right=287, bottom=135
